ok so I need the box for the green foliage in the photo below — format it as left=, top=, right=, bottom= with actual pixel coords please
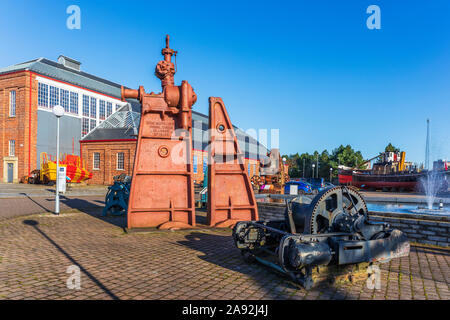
left=284, top=145, right=365, bottom=179
left=385, top=143, right=400, bottom=153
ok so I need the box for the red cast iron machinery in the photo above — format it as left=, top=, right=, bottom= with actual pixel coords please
left=207, top=97, right=259, bottom=228
left=122, top=35, right=197, bottom=230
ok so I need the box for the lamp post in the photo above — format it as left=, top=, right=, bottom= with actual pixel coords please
left=303, top=158, right=305, bottom=178
left=316, top=154, right=319, bottom=178
left=312, top=164, right=315, bottom=178
left=53, top=105, right=65, bottom=215
left=329, top=167, right=333, bottom=183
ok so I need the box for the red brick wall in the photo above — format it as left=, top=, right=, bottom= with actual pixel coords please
left=81, top=140, right=137, bottom=185
left=0, top=71, right=38, bottom=181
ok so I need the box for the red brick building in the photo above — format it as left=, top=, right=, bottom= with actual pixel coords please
left=0, top=70, right=36, bottom=182
left=0, top=56, right=127, bottom=183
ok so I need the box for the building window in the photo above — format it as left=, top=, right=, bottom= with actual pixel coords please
left=99, top=100, right=106, bottom=120
left=106, top=102, right=113, bottom=117
left=193, top=155, right=198, bottom=174
left=90, top=97, right=97, bottom=118
left=115, top=104, right=121, bottom=112
left=203, top=156, right=207, bottom=173
left=9, top=90, right=16, bottom=117
left=253, top=164, right=256, bottom=176
left=70, top=92, right=78, bottom=114
left=82, top=95, right=90, bottom=116
left=82, top=118, right=89, bottom=137
left=9, top=140, right=15, bottom=156
left=248, top=163, right=251, bottom=175
left=60, top=89, right=69, bottom=112
left=38, top=83, right=48, bottom=108
left=90, top=119, right=96, bottom=131
left=93, top=153, right=100, bottom=170
left=49, top=86, right=59, bottom=108
left=117, top=152, right=124, bottom=170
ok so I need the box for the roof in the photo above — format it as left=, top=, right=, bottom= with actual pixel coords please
left=81, top=100, right=141, bottom=141
left=0, top=57, right=122, bottom=98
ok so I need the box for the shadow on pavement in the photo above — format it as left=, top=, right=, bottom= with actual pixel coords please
left=177, top=231, right=356, bottom=300
left=56, top=197, right=127, bottom=229
left=19, top=191, right=127, bottom=229
left=22, top=219, right=119, bottom=300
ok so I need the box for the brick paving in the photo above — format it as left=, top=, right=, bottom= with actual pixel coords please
left=0, top=195, right=104, bottom=221
left=0, top=206, right=448, bottom=300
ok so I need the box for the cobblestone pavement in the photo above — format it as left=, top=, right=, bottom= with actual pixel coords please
left=0, top=209, right=448, bottom=300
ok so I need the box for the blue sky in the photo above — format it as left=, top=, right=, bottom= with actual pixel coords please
left=1, top=0, right=448, bottom=164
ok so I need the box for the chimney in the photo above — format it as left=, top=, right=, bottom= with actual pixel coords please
left=57, top=55, right=81, bottom=71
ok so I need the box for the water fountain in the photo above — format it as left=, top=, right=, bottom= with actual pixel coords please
left=421, top=171, right=442, bottom=210
left=409, top=170, right=449, bottom=215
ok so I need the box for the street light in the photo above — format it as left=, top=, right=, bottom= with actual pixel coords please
left=53, top=105, right=64, bottom=215
left=329, top=167, right=333, bottom=183
left=312, top=164, right=315, bottom=178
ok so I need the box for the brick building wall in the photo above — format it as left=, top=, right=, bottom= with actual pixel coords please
left=80, top=140, right=137, bottom=185
left=0, top=71, right=38, bottom=182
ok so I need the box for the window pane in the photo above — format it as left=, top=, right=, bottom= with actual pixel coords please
left=60, top=89, right=69, bottom=112
left=9, top=140, right=15, bottom=156
left=106, top=102, right=113, bottom=117
left=193, top=155, right=198, bottom=174
left=38, top=83, right=48, bottom=108
left=117, top=152, right=124, bottom=170
left=93, top=153, right=100, bottom=169
left=90, top=97, right=97, bottom=118
left=82, top=118, right=89, bottom=137
left=90, top=119, right=96, bottom=131
left=70, top=92, right=78, bottom=114
left=203, top=156, right=207, bottom=173
left=49, top=86, right=59, bottom=108
left=99, top=100, right=106, bottom=120
left=82, top=95, right=90, bottom=116
left=9, top=90, right=16, bottom=117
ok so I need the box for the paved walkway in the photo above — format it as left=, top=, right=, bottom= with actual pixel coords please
left=0, top=195, right=104, bottom=221
left=0, top=183, right=107, bottom=199
left=0, top=208, right=448, bottom=300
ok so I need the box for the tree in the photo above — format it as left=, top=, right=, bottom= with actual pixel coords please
left=385, top=143, right=400, bottom=153
left=283, top=145, right=365, bottom=179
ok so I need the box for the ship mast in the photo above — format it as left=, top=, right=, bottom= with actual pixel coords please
left=425, top=119, right=430, bottom=170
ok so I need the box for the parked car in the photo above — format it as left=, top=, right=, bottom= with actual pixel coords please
left=27, top=169, right=41, bottom=184
left=305, top=178, right=326, bottom=194
left=284, top=181, right=312, bottom=195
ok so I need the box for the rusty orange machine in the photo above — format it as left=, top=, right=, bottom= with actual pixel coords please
left=122, top=35, right=258, bottom=230
left=252, top=149, right=289, bottom=194
left=206, top=97, right=258, bottom=228
left=122, top=35, right=197, bottom=230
